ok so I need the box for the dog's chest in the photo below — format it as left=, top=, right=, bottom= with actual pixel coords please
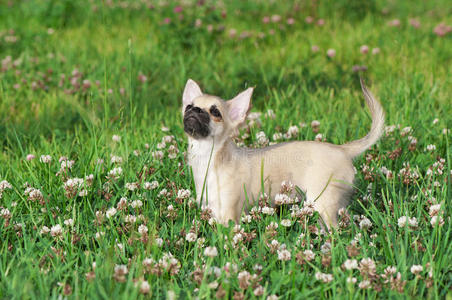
left=187, top=139, right=221, bottom=208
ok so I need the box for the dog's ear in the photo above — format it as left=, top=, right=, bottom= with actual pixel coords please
left=183, top=79, right=203, bottom=108
left=227, top=87, right=253, bottom=127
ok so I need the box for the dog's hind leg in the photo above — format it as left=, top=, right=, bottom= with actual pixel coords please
left=307, top=181, right=353, bottom=229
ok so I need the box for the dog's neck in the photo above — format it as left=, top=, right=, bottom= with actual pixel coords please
left=186, top=135, right=232, bottom=162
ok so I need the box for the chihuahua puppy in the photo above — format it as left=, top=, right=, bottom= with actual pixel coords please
left=182, top=78, right=384, bottom=227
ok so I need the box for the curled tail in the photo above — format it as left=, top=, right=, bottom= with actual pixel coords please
left=341, top=78, right=385, bottom=158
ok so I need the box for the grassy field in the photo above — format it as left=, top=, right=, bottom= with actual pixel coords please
left=0, top=0, right=451, bottom=299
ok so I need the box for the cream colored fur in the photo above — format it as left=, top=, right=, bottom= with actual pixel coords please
left=183, top=79, right=385, bottom=227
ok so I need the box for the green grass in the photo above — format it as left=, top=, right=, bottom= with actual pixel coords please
left=0, top=0, right=451, bottom=299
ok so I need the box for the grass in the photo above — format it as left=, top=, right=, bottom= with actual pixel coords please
left=0, top=0, right=451, bottom=299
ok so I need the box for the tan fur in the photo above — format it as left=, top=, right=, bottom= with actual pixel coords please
left=183, top=79, right=385, bottom=227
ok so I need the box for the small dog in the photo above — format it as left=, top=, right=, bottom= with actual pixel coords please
left=182, top=79, right=384, bottom=227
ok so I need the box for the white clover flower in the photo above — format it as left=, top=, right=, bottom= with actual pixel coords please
left=157, top=141, right=166, bottom=149
left=303, top=250, right=315, bottom=261
left=277, top=249, right=291, bottom=261
left=384, top=266, right=397, bottom=274
left=110, top=155, right=123, bottom=164
left=241, top=215, right=252, bottom=223
left=64, top=178, right=84, bottom=188
left=274, top=193, right=290, bottom=205
left=64, top=218, right=74, bottom=226
left=124, top=215, right=137, bottom=223
left=286, top=125, right=299, bottom=138
left=114, top=264, right=128, bottom=274
left=315, top=272, right=333, bottom=283
left=130, top=200, right=143, bottom=208
left=24, top=187, right=44, bottom=201
left=209, top=266, right=222, bottom=278
left=256, top=131, right=269, bottom=145
left=232, top=233, right=243, bottom=244
left=359, top=217, right=372, bottom=230
left=247, top=112, right=262, bottom=121
left=401, top=126, right=412, bottom=135
left=139, top=280, right=150, bottom=294
left=265, top=109, right=275, bottom=119
left=185, top=232, right=197, bottom=242
left=272, top=132, right=283, bottom=141
left=177, top=189, right=191, bottom=199
left=125, top=182, right=138, bottom=191
left=108, top=167, right=123, bottom=178
left=112, top=135, right=121, bottom=142
left=152, top=151, right=164, bottom=160
left=95, top=232, right=105, bottom=239
left=398, top=216, right=407, bottom=228
left=106, top=207, right=117, bottom=218
left=204, top=246, right=218, bottom=258
left=254, top=286, right=265, bottom=296
left=138, top=224, right=148, bottom=235
left=320, top=242, right=331, bottom=254
left=262, top=206, right=275, bottom=215
left=168, top=145, right=179, bottom=159
left=143, top=181, right=159, bottom=190
left=410, top=265, right=423, bottom=275
left=346, top=277, right=357, bottom=284
left=430, top=215, right=444, bottom=227
left=0, top=180, right=12, bottom=191
left=315, top=133, right=324, bottom=141
left=267, top=222, right=278, bottom=230
left=59, top=159, right=74, bottom=170
left=117, top=197, right=128, bottom=208
left=0, top=208, right=10, bottom=217
left=385, top=125, right=396, bottom=134
left=326, top=48, right=336, bottom=57
left=358, top=280, right=371, bottom=289
left=408, top=217, right=418, bottom=228
left=197, top=237, right=206, bottom=248
left=155, top=238, right=164, bottom=247
left=159, top=189, right=169, bottom=197
left=50, top=224, right=62, bottom=237
left=142, top=257, right=155, bottom=268
left=270, top=239, right=280, bottom=249
left=311, top=120, right=320, bottom=128
left=162, top=135, right=174, bottom=144
left=426, top=144, right=436, bottom=151
left=40, top=155, right=52, bottom=163
left=40, top=226, right=50, bottom=235
left=280, top=219, right=292, bottom=227
left=301, top=199, right=315, bottom=216
left=343, top=259, right=358, bottom=270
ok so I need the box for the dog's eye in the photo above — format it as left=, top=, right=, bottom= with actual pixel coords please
left=185, top=104, right=193, bottom=112
left=209, top=106, right=222, bottom=118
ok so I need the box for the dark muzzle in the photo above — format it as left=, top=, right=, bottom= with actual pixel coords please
left=183, top=107, right=210, bottom=138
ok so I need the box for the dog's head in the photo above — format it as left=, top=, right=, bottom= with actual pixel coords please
left=182, top=79, right=253, bottom=140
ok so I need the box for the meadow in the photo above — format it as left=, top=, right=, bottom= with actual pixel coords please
left=0, top=0, right=451, bottom=299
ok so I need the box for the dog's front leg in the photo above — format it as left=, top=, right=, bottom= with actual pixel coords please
left=217, top=191, right=242, bottom=226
